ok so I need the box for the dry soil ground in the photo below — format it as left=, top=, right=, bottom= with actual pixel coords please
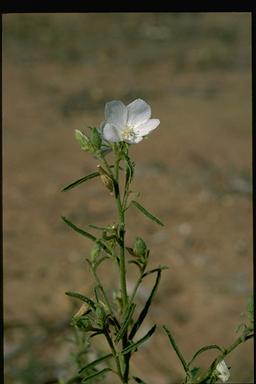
left=3, top=13, right=253, bottom=384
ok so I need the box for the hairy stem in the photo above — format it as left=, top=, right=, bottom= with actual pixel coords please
left=113, top=147, right=128, bottom=311
left=101, top=149, right=130, bottom=382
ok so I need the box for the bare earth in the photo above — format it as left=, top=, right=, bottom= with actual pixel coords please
left=3, top=13, right=253, bottom=384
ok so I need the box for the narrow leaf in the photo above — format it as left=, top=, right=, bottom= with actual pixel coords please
left=79, top=353, right=112, bottom=374
left=142, top=265, right=169, bottom=278
left=115, top=303, right=136, bottom=343
left=130, top=270, right=161, bottom=339
left=188, top=344, right=223, bottom=367
left=62, top=217, right=112, bottom=255
left=131, top=200, right=164, bottom=226
left=62, top=216, right=96, bottom=241
left=88, top=224, right=111, bottom=231
left=133, top=377, right=148, bottom=384
left=95, top=256, right=110, bottom=268
left=163, top=326, right=188, bottom=373
left=65, top=291, right=96, bottom=309
left=126, top=246, right=137, bottom=257
left=81, top=368, right=112, bottom=383
left=62, top=172, right=100, bottom=192
left=122, top=324, right=156, bottom=355
left=89, top=331, right=103, bottom=339
left=128, top=260, right=143, bottom=269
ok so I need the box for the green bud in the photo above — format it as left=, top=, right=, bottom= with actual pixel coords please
left=80, top=317, right=94, bottom=331
left=90, top=127, right=102, bottom=149
left=75, top=129, right=91, bottom=151
left=71, top=315, right=94, bottom=331
left=134, top=237, right=147, bottom=257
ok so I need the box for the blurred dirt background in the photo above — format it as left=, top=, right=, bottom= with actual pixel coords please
left=3, top=12, right=253, bottom=384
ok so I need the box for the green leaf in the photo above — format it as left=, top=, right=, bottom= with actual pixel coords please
left=61, top=172, right=100, bottom=192
left=90, top=127, right=102, bottom=149
left=126, top=246, right=137, bottom=257
left=163, top=326, right=188, bottom=373
left=115, top=303, right=136, bottom=343
left=133, top=377, right=148, bottom=384
left=130, top=270, right=161, bottom=339
left=188, top=344, right=223, bottom=367
left=88, top=224, right=112, bottom=231
left=131, top=200, right=164, bottom=226
left=75, top=129, right=91, bottom=151
left=89, top=330, right=103, bottom=339
left=62, top=216, right=96, bottom=241
left=65, top=291, right=96, bottom=309
left=79, top=353, right=112, bottom=374
left=81, top=368, right=112, bottom=383
left=122, top=324, right=156, bottom=355
left=94, top=256, right=110, bottom=268
left=128, top=260, right=144, bottom=271
left=62, top=217, right=112, bottom=255
left=142, top=265, right=169, bottom=278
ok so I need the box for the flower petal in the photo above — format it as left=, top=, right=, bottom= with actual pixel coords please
left=135, top=119, right=160, bottom=136
left=103, top=123, right=121, bottom=142
left=133, top=135, right=143, bottom=144
left=105, top=101, right=127, bottom=128
left=127, top=99, right=151, bottom=127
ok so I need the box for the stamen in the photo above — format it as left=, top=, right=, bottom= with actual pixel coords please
left=121, top=126, right=136, bottom=141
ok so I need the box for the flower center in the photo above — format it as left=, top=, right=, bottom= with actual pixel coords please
left=121, top=126, right=136, bottom=141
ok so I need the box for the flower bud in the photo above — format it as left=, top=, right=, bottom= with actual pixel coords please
left=73, top=303, right=90, bottom=319
left=134, top=237, right=147, bottom=257
left=100, top=175, right=114, bottom=193
left=90, top=127, right=102, bottom=149
left=75, top=129, right=91, bottom=151
left=97, top=166, right=114, bottom=193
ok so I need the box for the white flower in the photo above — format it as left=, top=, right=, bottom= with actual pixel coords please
left=101, top=99, right=160, bottom=144
left=216, top=360, right=230, bottom=382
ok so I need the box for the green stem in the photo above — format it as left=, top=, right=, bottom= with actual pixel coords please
left=100, top=152, right=128, bottom=309
left=114, top=148, right=128, bottom=311
left=114, top=145, right=130, bottom=383
left=101, top=148, right=130, bottom=383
